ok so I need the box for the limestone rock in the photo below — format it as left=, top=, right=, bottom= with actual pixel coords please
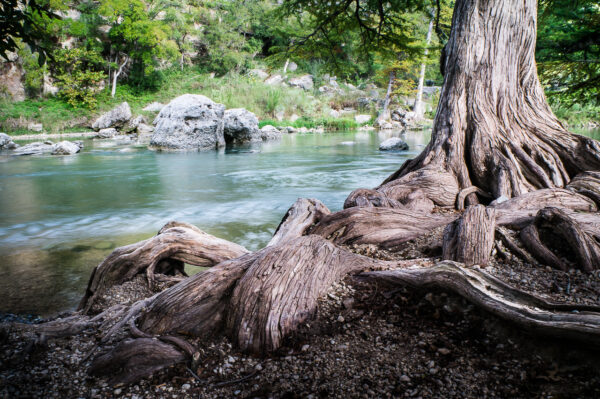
left=13, top=141, right=54, bottom=155
left=260, top=125, right=283, bottom=141
left=249, top=69, right=269, bottom=80
left=288, top=75, right=314, bottom=91
left=223, top=108, right=261, bottom=144
left=51, top=141, right=81, bottom=155
left=92, top=102, right=132, bottom=130
left=0, top=133, right=18, bottom=150
left=379, top=137, right=409, bottom=151
left=142, top=102, right=165, bottom=112
left=96, top=128, right=118, bottom=138
left=150, top=94, right=225, bottom=151
left=265, top=75, right=284, bottom=85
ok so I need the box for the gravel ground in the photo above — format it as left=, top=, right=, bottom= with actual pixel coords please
left=2, top=275, right=599, bottom=398
left=1, top=225, right=600, bottom=398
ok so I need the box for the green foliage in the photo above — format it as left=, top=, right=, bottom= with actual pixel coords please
left=52, top=48, right=106, bottom=108
left=537, top=0, right=600, bottom=104
left=259, top=117, right=359, bottom=131
left=0, top=0, right=65, bottom=64
left=19, top=43, right=46, bottom=97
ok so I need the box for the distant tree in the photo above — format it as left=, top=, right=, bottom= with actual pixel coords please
left=99, top=0, right=177, bottom=96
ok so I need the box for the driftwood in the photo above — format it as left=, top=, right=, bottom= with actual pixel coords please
left=79, top=221, right=249, bottom=313
left=442, top=205, right=496, bottom=266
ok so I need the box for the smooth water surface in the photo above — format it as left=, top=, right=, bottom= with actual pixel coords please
left=0, top=130, right=430, bottom=316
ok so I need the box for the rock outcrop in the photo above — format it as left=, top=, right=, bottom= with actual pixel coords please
left=92, top=102, right=132, bottom=130
left=51, top=141, right=82, bottom=155
left=223, top=108, right=261, bottom=144
left=260, top=125, right=283, bottom=141
left=288, top=75, right=314, bottom=91
left=379, top=137, right=409, bottom=151
left=96, top=128, right=118, bottom=138
left=13, top=140, right=83, bottom=155
left=150, top=94, right=225, bottom=151
left=0, top=133, right=18, bottom=150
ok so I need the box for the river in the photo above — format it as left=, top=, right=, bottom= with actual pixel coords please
left=0, top=130, right=431, bottom=316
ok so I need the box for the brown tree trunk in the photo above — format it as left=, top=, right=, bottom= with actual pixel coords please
left=348, top=0, right=600, bottom=208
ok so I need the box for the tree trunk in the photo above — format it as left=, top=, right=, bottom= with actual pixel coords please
left=111, top=55, right=129, bottom=98
left=413, top=16, right=434, bottom=120
left=376, top=71, right=395, bottom=125
left=348, top=0, right=600, bottom=209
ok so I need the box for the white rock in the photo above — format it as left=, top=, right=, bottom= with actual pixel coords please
left=150, top=94, right=225, bottom=151
left=265, top=74, right=284, bottom=85
left=92, top=102, right=132, bottom=130
left=142, top=102, right=165, bottom=112
left=288, top=74, right=314, bottom=91
left=355, top=114, right=372, bottom=124
left=379, top=137, right=409, bottom=151
left=51, top=141, right=81, bottom=155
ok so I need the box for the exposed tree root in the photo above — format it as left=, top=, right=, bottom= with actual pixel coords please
left=79, top=221, right=249, bottom=313
left=310, top=206, right=456, bottom=250
left=359, top=262, right=600, bottom=345
left=442, top=205, right=496, bottom=266
left=521, top=207, right=600, bottom=272
left=268, top=198, right=331, bottom=247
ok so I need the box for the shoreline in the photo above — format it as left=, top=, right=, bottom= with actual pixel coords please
left=11, top=131, right=97, bottom=141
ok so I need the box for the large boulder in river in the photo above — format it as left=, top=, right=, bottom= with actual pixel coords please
left=92, top=102, right=132, bottom=130
left=150, top=94, right=225, bottom=151
left=0, top=133, right=18, bottom=150
left=13, top=141, right=54, bottom=155
left=51, top=141, right=81, bottom=155
left=379, top=137, right=409, bottom=151
left=223, top=108, right=260, bottom=144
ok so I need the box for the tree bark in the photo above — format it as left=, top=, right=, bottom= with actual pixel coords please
left=376, top=71, right=395, bottom=125
left=111, top=55, right=129, bottom=98
left=442, top=205, right=496, bottom=266
left=347, top=0, right=600, bottom=209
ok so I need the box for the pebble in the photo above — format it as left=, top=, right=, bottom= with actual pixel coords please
left=400, top=375, right=411, bottom=383
left=181, top=384, right=190, bottom=390
left=114, top=388, right=122, bottom=395
left=438, top=348, right=451, bottom=355
left=301, top=344, right=310, bottom=352
left=337, top=315, right=345, bottom=323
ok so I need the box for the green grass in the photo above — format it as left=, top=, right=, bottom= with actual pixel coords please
left=259, top=117, right=359, bottom=131
left=0, top=67, right=343, bottom=134
left=550, top=102, right=600, bottom=128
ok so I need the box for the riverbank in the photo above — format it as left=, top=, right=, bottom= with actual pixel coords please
left=10, top=131, right=96, bottom=141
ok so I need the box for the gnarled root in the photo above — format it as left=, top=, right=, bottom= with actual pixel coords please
left=359, top=261, right=600, bottom=345
left=79, top=221, right=249, bottom=313
left=345, top=167, right=459, bottom=210
left=268, top=198, right=331, bottom=247
left=310, top=207, right=456, bottom=250
left=520, top=207, right=600, bottom=272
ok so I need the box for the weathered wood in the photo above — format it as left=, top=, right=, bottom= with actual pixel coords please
left=360, top=262, right=600, bottom=345
left=567, top=171, right=600, bottom=207
left=79, top=221, right=249, bottom=313
left=442, top=205, right=496, bottom=266
left=268, top=198, right=331, bottom=247
left=524, top=207, right=600, bottom=272
left=89, top=338, right=187, bottom=385
left=311, top=206, right=456, bottom=250
left=493, top=188, right=597, bottom=228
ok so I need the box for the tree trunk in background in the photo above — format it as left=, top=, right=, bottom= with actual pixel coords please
left=376, top=71, right=395, bottom=124
left=111, top=55, right=129, bottom=98
left=413, top=16, right=434, bottom=120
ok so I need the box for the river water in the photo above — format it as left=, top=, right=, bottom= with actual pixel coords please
left=0, top=130, right=431, bottom=316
